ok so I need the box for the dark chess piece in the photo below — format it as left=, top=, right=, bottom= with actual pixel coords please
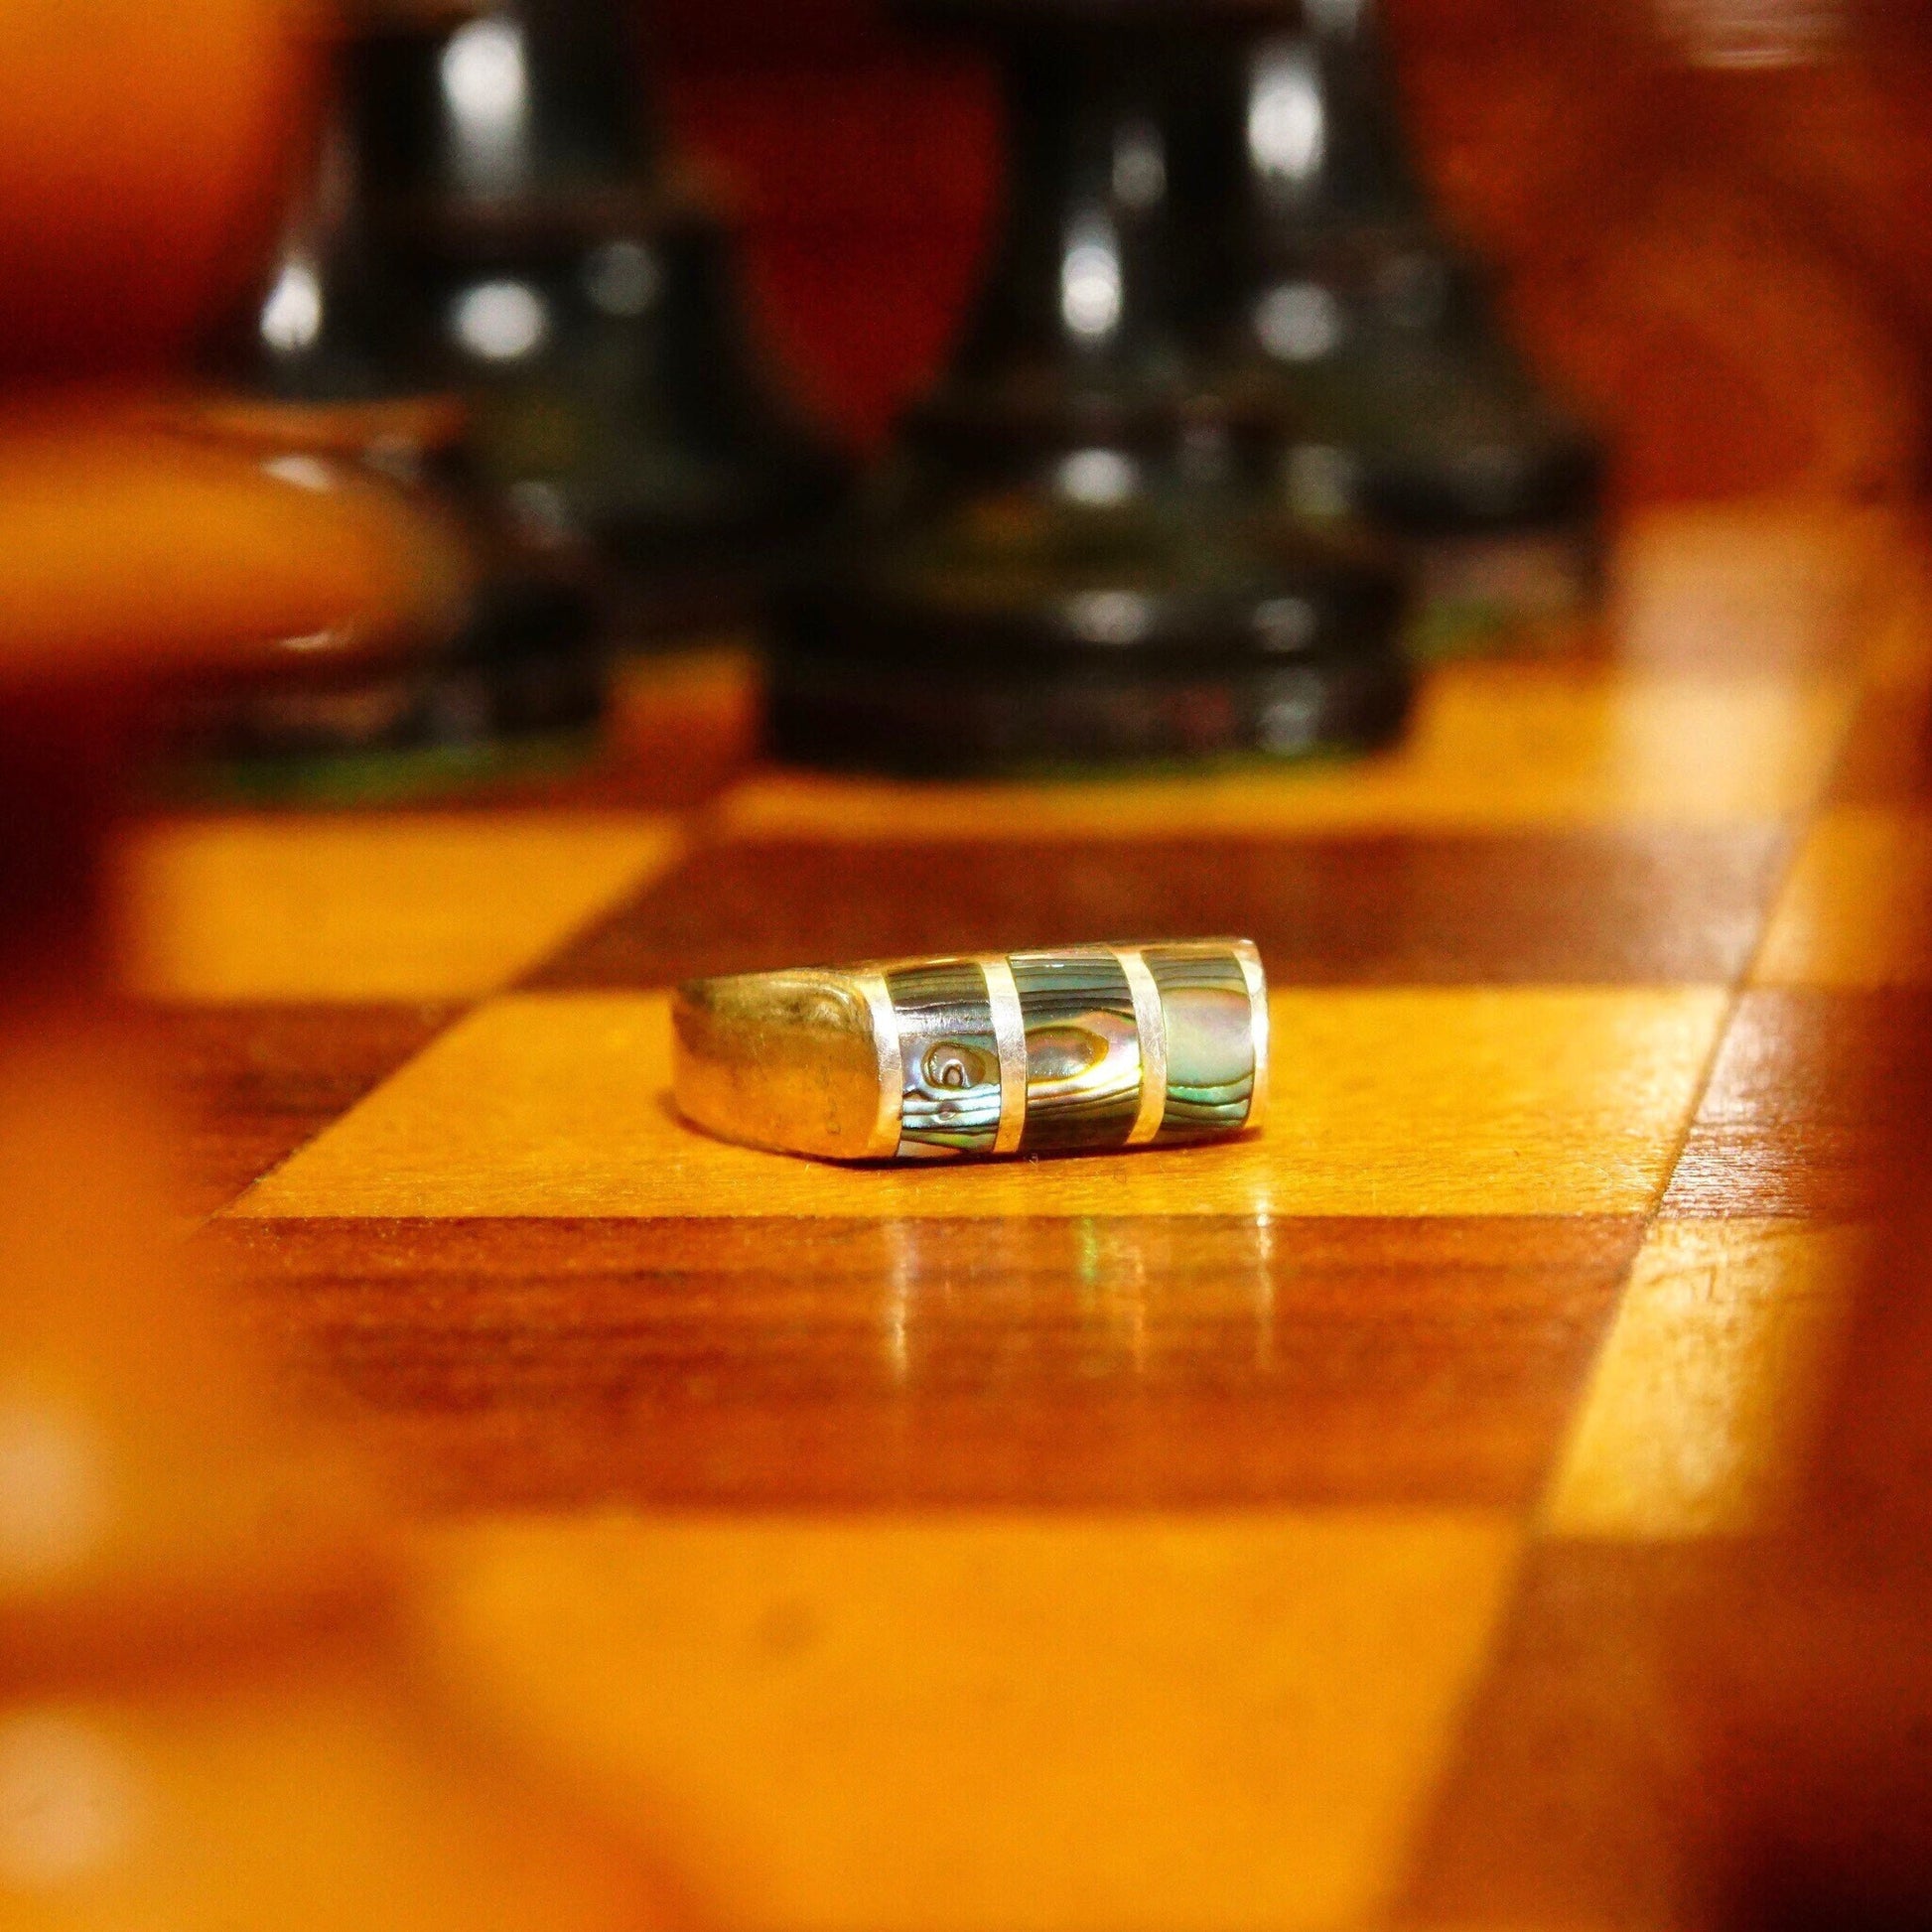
left=166, top=119, right=607, bottom=803
left=347, top=0, right=849, bottom=643
left=768, top=0, right=1410, bottom=777
left=1192, top=0, right=1605, bottom=656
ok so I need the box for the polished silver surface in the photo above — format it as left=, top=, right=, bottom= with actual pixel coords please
left=673, top=940, right=1266, bottom=1164
left=857, top=969, right=905, bottom=1160
left=1117, top=945, right=1169, bottom=1147
left=984, top=955, right=1030, bottom=1156
left=1235, top=938, right=1271, bottom=1132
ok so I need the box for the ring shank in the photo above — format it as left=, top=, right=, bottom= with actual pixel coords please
left=674, top=938, right=1266, bottom=1163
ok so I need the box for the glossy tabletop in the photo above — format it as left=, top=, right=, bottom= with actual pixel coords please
left=121, top=504, right=1929, bottom=1931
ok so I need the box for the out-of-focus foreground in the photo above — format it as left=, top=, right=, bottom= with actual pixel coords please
left=6, top=5, right=1932, bottom=1932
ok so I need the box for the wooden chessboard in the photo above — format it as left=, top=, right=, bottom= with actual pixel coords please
left=115, top=503, right=1931, bottom=1931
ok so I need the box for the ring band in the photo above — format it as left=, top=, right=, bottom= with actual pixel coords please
left=672, top=938, right=1267, bottom=1163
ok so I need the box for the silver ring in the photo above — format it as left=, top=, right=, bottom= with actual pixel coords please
left=672, top=938, right=1267, bottom=1164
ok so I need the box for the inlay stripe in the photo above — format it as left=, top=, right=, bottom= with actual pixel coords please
left=1145, top=943, right=1258, bottom=1144
left=1117, top=946, right=1169, bottom=1147
left=1011, top=948, right=1142, bottom=1156
left=886, top=958, right=1003, bottom=1160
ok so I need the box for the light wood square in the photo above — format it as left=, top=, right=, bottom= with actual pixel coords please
left=1544, top=1218, right=1868, bottom=1538
left=120, top=813, right=681, bottom=1002
left=423, top=1509, right=1520, bottom=1932
left=717, top=668, right=1851, bottom=841
left=233, top=986, right=1726, bottom=1218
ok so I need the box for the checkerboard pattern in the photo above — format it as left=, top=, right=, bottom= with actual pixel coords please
left=129, top=508, right=1927, bottom=1930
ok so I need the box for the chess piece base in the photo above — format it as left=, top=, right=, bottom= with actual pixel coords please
left=166, top=581, right=605, bottom=804
left=768, top=631, right=1410, bottom=776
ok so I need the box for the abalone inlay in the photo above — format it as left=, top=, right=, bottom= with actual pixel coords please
left=886, top=958, right=1003, bottom=1158
left=1144, top=944, right=1256, bottom=1143
left=1011, top=949, right=1142, bottom=1154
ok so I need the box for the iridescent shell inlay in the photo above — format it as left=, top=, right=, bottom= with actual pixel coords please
left=1010, top=949, right=1143, bottom=1154
left=1144, top=944, right=1257, bottom=1143
left=886, top=958, right=1003, bottom=1158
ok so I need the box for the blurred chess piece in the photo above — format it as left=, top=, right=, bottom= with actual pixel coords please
left=161, top=100, right=608, bottom=804
left=768, top=0, right=1410, bottom=776
left=0, top=413, right=697, bottom=1930
left=1188, top=0, right=1605, bottom=657
left=346, top=0, right=850, bottom=646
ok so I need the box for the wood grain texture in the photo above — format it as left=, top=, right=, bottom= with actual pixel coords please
left=533, top=827, right=1793, bottom=991
left=97, top=508, right=1932, bottom=1931
left=718, top=667, right=1853, bottom=838
left=229, top=988, right=1726, bottom=1219
left=1660, top=990, right=1932, bottom=1219
left=146, top=1003, right=458, bottom=1217
left=420, top=1511, right=1520, bottom=1932
left=1543, top=1219, right=1866, bottom=1539
left=203, top=1215, right=1638, bottom=1510
left=121, top=813, right=682, bottom=1002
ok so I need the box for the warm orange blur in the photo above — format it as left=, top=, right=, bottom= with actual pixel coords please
left=0, top=9, right=703, bottom=1928
left=0, top=407, right=469, bottom=688
left=0, top=0, right=323, bottom=376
